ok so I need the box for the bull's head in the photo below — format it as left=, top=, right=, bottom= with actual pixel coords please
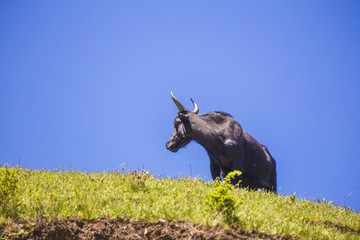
left=166, top=92, right=199, bottom=152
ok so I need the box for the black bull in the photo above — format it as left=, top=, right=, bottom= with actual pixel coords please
left=166, top=92, right=277, bottom=193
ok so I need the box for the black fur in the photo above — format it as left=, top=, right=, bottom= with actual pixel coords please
left=166, top=110, right=277, bottom=193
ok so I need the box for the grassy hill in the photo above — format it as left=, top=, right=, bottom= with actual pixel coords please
left=1, top=166, right=359, bottom=239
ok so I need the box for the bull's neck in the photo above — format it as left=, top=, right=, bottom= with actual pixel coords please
left=189, top=115, right=221, bottom=151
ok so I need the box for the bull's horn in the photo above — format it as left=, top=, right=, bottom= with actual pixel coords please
left=190, top=98, right=199, bottom=114
left=171, top=91, right=185, bottom=112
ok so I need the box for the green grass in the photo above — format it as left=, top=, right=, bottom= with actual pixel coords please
left=1, top=166, right=359, bottom=239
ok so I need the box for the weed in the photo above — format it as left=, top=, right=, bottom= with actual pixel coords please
left=0, top=164, right=21, bottom=218
left=316, top=197, right=334, bottom=205
left=206, top=170, right=243, bottom=225
left=290, top=191, right=297, bottom=203
left=127, top=169, right=151, bottom=192
left=0, top=165, right=18, bottom=203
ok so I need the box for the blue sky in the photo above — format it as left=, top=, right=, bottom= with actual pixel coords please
left=1, top=1, right=359, bottom=211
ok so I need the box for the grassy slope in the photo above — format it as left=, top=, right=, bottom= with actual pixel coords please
left=1, top=167, right=359, bottom=239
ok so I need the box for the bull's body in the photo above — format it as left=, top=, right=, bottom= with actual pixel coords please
left=166, top=93, right=277, bottom=193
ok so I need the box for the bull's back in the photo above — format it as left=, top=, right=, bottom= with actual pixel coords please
left=240, top=131, right=275, bottom=179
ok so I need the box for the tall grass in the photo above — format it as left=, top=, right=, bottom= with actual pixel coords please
left=1, top=166, right=359, bottom=239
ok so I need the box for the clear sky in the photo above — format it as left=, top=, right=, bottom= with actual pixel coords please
left=1, top=1, right=359, bottom=211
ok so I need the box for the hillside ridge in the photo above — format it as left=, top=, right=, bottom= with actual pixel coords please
left=0, top=167, right=359, bottom=239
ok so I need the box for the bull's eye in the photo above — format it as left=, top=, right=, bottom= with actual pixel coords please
left=178, top=124, right=186, bottom=136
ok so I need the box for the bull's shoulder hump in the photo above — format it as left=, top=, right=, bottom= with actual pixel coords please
left=214, top=111, right=233, bottom=118
left=199, top=112, right=243, bottom=133
left=200, top=112, right=234, bottom=122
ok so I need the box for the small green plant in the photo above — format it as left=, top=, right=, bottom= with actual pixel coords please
left=0, top=164, right=21, bottom=218
left=290, top=191, right=297, bottom=203
left=206, top=170, right=242, bottom=224
left=316, top=197, right=334, bottom=205
left=0, top=165, right=18, bottom=203
left=7, top=230, right=29, bottom=239
left=127, top=169, right=151, bottom=192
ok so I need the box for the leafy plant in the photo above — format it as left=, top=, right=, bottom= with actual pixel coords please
left=127, top=169, right=151, bottom=192
left=0, top=164, right=21, bottom=218
left=206, top=170, right=243, bottom=224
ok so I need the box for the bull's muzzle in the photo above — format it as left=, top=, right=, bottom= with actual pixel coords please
left=166, top=141, right=178, bottom=152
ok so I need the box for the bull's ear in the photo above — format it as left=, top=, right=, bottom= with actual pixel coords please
left=178, top=111, right=190, bottom=121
